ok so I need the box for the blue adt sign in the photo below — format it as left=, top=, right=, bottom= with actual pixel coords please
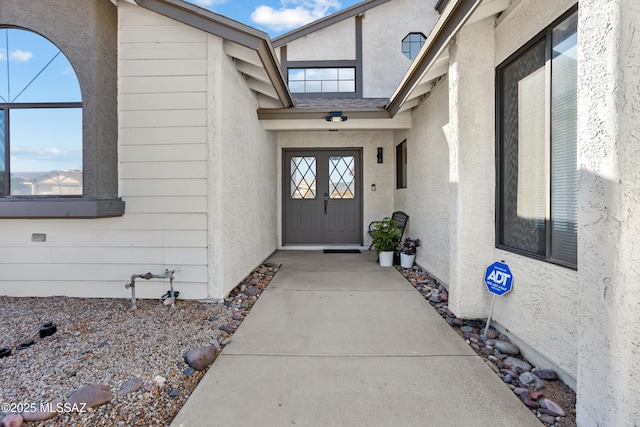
left=484, top=262, right=513, bottom=296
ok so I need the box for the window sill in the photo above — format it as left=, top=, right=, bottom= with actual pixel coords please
left=0, top=198, right=126, bottom=218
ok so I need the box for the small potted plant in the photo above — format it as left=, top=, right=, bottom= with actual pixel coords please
left=398, top=237, right=421, bottom=268
left=371, top=217, right=402, bottom=267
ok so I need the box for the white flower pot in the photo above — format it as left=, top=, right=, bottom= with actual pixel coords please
left=400, top=253, right=415, bottom=268
left=379, top=251, right=394, bottom=267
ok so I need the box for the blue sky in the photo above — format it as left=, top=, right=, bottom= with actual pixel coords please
left=186, top=0, right=363, bottom=36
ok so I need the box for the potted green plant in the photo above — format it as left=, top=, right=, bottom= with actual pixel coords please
left=371, top=217, right=402, bottom=267
left=398, top=237, right=421, bottom=268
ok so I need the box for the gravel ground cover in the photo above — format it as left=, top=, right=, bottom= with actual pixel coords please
left=0, top=264, right=279, bottom=426
left=398, top=266, right=577, bottom=427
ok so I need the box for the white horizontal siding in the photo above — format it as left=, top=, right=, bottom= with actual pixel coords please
left=1, top=3, right=223, bottom=300
left=2, top=264, right=207, bottom=282
left=120, top=109, right=207, bottom=128
left=120, top=59, right=207, bottom=77
left=0, top=214, right=207, bottom=231
left=120, top=76, right=207, bottom=94
left=120, top=93, right=207, bottom=111
left=121, top=143, right=206, bottom=162
left=120, top=161, right=207, bottom=179
left=119, top=25, right=207, bottom=43
left=1, top=247, right=207, bottom=265
left=3, top=281, right=208, bottom=300
left=119, top=4, right=185, bottom=26
left=124, top=196, right=208, bottom=214
left=0, top=230, right=206, bottom=248
left=119, top=127, right=206, bottom=145
left=120, top=178, right=207, bottom=197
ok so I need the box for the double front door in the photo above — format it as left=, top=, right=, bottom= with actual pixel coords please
left=283, top=149, right=362, bottom=245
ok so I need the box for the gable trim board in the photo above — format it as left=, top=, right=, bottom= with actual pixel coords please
left=134, top=0, right=293, bottom=108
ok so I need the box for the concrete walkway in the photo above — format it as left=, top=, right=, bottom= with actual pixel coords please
left=171, top=251, right=541, bottom=427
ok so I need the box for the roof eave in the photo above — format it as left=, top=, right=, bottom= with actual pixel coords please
left=386, top=0, right=483, bottom=117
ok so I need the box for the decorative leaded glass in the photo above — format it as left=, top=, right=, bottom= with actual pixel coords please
left=328, top=156, right=355, bottom=199
left=290, top=156, right=317, bottom=199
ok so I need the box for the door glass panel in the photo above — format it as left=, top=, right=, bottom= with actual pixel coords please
left=290, top=156, right=317, bottom=199
left=328, top=156, right=355, bottom=199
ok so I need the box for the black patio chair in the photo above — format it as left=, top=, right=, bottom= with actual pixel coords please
left=368, top=211, right=409, bottom=250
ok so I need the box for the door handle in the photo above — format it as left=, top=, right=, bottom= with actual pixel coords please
left=324, top=199, right=328, bottom=214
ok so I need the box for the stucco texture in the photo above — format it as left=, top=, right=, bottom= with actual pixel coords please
left=208, top=34, right=279, bottom=299
left=394, top=78, right=450, bottom=284
left=362, top=0, right=439, bottom=97
left=446, top=18, right=496, bottom=320
left=576, top=0, right=640, bottom=425
left=285, top=17, right=356, bottom=62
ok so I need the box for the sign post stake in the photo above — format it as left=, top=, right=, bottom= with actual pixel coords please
left=483, top=294, right=497, bottom=340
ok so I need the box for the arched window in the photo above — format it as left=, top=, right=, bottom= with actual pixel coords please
left=0, top=27, right=82, bottom=196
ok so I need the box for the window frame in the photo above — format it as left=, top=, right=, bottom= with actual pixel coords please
left=285, top=61, right=361, bottom=98
left=0, top=26, right=84, bottom=198
left=402, top=32, right=427, bottom=60
left=396, top=140, right=407, bottom=189
left=287, top=66, right=357, bottom=95
left=495, top=6, right=578, bottom=270
left=0, top=19, right=123, bottom=218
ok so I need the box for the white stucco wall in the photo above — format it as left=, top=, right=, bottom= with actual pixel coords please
left=277, top=131, right=395, bottom=247
left=495, top=0, right=577, bottom=64
left=362, top=0, right=439, bottom=97
left=207, top=34, right=279, bottom=299
left=446, top=18, right=496, bottom=320
left=285, top=17, right=356, bottom=61
left=488, top=0, right=579, bottom=386
left=394, top=78, right=450, bottom=283
left=576, top=0, right=640, bottom=425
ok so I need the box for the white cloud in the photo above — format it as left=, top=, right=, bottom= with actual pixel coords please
left=12, top=146, right=61, bottom=160
left=0, top=49, right=6, bottom=61
left=10, top=49, right=33, bottom=62
left=251, top=0, right=342, bottom=31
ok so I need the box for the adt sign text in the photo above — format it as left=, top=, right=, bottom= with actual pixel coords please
left=484, top=262, right=513, bottom=296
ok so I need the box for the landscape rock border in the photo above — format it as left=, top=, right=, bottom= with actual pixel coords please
left=397, top=265, right=577, bottom=427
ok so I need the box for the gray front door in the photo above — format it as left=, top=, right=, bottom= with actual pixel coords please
left=283, top=149, right=362, bottom=245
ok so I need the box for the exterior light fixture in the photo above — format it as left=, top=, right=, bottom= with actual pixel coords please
left=325, top=111, right=347, bottom=122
